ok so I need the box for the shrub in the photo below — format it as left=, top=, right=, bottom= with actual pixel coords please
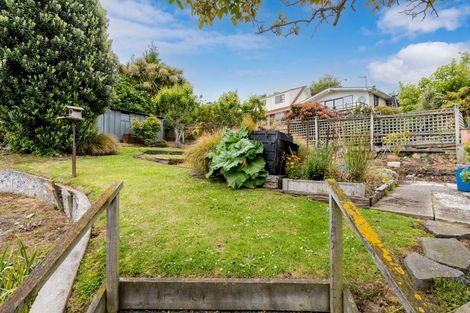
left=0, top=239, right=38, bottom=305
left=302, top=144, right=335, bottom=180
left=184, top=130, right=224, bottom=175
left=0, top=0, right=115, bottom=155
left=383, top=131, right=410, bottom=155
left=343, top=141, right=372, bottom=183
left=241, top=115, right=256, bottom=132
left=78, top=133, right=120, bottom=156
left=286, top=101, right=336, bottom=121
left=207, top=127, right=268, bottom=189
left=130, top=115, right=161, bottom=146
left=374, top=105, right=401, bottom=115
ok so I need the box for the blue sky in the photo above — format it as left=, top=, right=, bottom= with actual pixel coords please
left=100, top=0, right=470, bottom=101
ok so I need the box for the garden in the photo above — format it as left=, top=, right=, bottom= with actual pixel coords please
left=1, top=1, right=470, bottom=312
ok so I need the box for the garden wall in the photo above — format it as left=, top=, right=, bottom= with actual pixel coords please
left=0, top=169, right=91, bottom=313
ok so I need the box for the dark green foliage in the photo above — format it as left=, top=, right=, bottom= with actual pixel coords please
left=113, top=76, right=152, bottom=114
left=0, top=0, right=116, bottom=155
left=343, top=140, right=371, bottom=182
left=206, top=127, right=268, bottom=189
left=310, top=74, right=341, bottom=95
left=130, top=114, right=161, bottom=146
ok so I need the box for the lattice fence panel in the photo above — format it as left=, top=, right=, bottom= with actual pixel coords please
left=374, top=109, right=456, bottom=146
left=286, top=108, right=460, bottom=149
left=318, top=117, right=370, bottom=144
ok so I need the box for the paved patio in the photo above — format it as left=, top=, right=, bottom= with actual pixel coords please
left=372, top=181, right=470, bottom=224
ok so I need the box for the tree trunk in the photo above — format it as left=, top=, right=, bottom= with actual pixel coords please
left=174, top=121, right=184, bottom=148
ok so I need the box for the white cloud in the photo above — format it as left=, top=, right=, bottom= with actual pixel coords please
left=368, top=42, right=470, bottom=87
left=378, top=6, right=470, bottom=37
left=101, top=0, right=174, bottom=25
left=100, top=0, right=269, bottom=61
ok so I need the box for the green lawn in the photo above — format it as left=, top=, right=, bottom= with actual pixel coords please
left=0, top=147, right=446, bottom=312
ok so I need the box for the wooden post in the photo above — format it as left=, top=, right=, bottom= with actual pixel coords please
left=329, top=195, right=343, bottom=313
left=72, top=123, right=77, bottom=178
left=370, top=113, right=374, bottom=151
left=106, top=195, right=120, bottom=313
left=455, top=106, right=461, bottom=146
left=314, top=116, right=319, bottom=147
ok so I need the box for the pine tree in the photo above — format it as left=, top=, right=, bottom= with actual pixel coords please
left=0, top=0, right=116, bottom=155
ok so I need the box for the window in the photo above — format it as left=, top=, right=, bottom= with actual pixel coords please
left=275, top=94, right=285, bottom=104
left=274, top=112, right=284, bottom=121
left=374, top=95, right=379, bottom=107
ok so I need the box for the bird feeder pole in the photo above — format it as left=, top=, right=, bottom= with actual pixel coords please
left=59, top=106, right=84, bottom=178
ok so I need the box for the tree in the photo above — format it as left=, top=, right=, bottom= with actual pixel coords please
left=0, top=0, right=116, bottom=155
left=241, top=96, right=266, bottom=122
left=153, top=84, right=198, bottom=147
left=310, top=74, right=342, bottom=95
left=194, top=91, right=266, bottom=134
left=397, top=52, right=469, bottom=112
left=119, top=46, right=185, bottom=104
left=397, top=82, right=421, bottom=112
left=170, top=0, right=440, bottom=36
left=114, top=76, right=153, bottom=113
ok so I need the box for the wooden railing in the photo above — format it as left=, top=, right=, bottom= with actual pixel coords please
left=327, top=179, right=428, bottom=313
left=0, top=182, right=123, bottom=313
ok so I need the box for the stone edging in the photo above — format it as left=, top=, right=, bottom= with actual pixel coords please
left=0, top=169, right=91, bottom=313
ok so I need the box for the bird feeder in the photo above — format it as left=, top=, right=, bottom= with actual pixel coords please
left=58, top=105, right=85, bottom=177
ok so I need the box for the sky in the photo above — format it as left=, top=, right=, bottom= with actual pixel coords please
left=100, top=0, right=470, bottom=102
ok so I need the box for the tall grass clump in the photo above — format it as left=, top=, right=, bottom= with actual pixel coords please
left=343, top=139, right=372, bottom=182
left=78, top=133, right=120, bottom=156
left=184, top=130, right=224, bottom=175
left=0, top=239, right=38, bottom=305
left=303, top=144, right=335, bottom=180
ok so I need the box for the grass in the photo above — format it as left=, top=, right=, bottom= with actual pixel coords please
left=0, top=146, right=435, bottom=312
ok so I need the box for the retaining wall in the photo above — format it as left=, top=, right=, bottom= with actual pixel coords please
left=0, top=169, right=91, bottom=313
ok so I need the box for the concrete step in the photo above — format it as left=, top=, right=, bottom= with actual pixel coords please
left=421, top=238, right=470, bottom=271
left=424, top=220, right=470, bottom=239
left=404, top=253, right=466, bottom=290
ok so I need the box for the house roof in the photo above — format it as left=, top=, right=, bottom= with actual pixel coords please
left=263, top=85, right=308, bottom=100
left=303, top=87, right=392, bottom=103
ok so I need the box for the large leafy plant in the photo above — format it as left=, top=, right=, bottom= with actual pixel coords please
left=206, top=127, right=268, bottom=189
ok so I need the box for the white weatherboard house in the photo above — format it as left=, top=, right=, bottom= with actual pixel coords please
left=264, top=86, right=311, bottom=125
left=302, top=87, right=393, bottom=111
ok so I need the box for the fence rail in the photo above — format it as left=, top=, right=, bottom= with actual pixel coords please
left=0, top=182, right=123, bottom=313
left=287, top=107, right=463, bottom=152
left=327, top=179, right=429, bottom=313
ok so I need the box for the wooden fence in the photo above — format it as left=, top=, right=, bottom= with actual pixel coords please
left=287, top=107, right=464, bottom=153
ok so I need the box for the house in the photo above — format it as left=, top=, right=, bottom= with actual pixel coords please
left=302, top=87, right=393, bottom=111
left=97, top=108, right=164, bottom=141
left=263, top=86, right=311, bottom=125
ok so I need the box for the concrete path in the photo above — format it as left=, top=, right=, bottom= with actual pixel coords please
left=372, top=181, right=470, bottom=224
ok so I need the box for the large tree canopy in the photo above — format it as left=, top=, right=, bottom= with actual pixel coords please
left=0, top=0, right=116, bottom=155
left=170, top=0, right=440, bottom=36
left=310, top=74, right=342, bottom=96
left=397, top=52, right=470, bottom=114
left=115, top=45, right=186, bottom=114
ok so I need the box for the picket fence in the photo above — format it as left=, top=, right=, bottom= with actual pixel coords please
left=285, top=107, right=464, bottom=153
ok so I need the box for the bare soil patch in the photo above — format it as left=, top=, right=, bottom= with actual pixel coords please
left=375, top=153, right=457, bottom=183
left=0, top=192, right=71, bottom=253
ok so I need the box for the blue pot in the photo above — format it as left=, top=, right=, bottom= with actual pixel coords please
left=455, top=167, right=470, bottom=192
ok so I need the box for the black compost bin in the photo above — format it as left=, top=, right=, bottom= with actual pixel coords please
left=251, top=130, right=298, bottom=175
